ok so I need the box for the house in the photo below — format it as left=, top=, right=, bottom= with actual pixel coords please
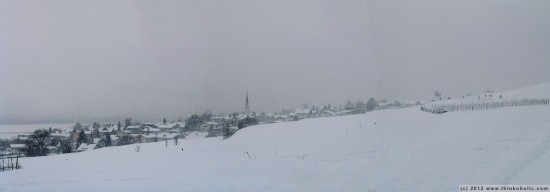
left=76, top=142, right=97, bottom=152
left=9, top=144, right=25, bottom=154
left=17, top=135, right=29, bottom=141
left=319, top=108, right=337, bottom=117
left=142, top=124, right=158, bottom=130
left=113, top=135, right=135, bottom=146
left=255, top=114, right=275, bottom=123
left=143, top=127, right=161, bottom=135
left=141, top=123, right=158, bottom=128
left=134, top=135, right=146, bottom=143
left=200, top=122, right=219, bottom=132
left=210, top=116, right=226, bottom=123
left=50, top=132, right=71, bottom=140
left=157, top=123, right=181, bottom=132
left=94, top=137, right=107, bottom=149
left=272, top=115, right=289, bottom=123
left=98, top=127, right=112, bottom=137
left=76, top=138, right=104, bottom=152
left=207, top=123, right=224, bottom=136
left=130, top=133, right=179, bottom=143
left=124, top=125, right=142, bottom=133
left=292, top=108, right=313, bottom=120
left=144, top=134, right=159, bottom=143
left=337, top=109, right=358, bottom=116
left=236, top=113, right=256, bottom=121
left=109, top=135, right=120, bottom=145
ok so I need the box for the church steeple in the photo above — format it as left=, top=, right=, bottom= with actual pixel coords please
left=245, top=92, right=250, bottom=115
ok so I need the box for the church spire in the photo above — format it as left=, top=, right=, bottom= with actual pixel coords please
left=245, top=92, right=250, bottom=115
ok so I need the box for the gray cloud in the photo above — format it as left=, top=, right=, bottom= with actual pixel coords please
left=1, top=0, right=549, bottom=122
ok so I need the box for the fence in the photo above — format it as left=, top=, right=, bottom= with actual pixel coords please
left=0, top=156, right=22, bottom=172
left=421, top=98, right=550, bottom=114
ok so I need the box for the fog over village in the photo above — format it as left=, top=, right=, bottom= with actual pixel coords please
left=1, top=1, right=550, bottom=191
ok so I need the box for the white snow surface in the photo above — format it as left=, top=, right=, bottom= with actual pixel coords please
left=2, top=84, right=550, bottom=191
left=1, top=106, right=550, bottom=191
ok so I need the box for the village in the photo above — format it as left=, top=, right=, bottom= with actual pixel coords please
left=0, top=96, right=422, bottom=158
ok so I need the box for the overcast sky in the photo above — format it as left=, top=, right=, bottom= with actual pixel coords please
left=1, top=0, right=549, bottom=123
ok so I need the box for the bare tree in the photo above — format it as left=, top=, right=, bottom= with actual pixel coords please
left=434, top=91, right=442, bottom=100
left=124, top=118, right=132, bottom=129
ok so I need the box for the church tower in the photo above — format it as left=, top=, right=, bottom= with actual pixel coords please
left=244, top=92, right=250, bottom=115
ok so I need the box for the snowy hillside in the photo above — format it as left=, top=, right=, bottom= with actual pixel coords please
left=500, top=82, right=550, bottom=98
left=1, top=85, right=550, bottom=191
left=422, top=82, right=550, bottom=113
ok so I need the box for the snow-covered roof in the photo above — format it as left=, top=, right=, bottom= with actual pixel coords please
left=273, top=115, right=288, bottom=119
left=158, top=123, right=180, bottom=129
left=142, top=125, right=158, bottom=129
left=141, top=123, right=158, bottom=127
left=77, top=143, right=97, bottom=152
left=320, top=110, right=337, bottom=115
left=337, top=110, right=354, bottom=115
left=126, top=126, right=141, bottom=129
left=46, top=146, right=57, bottom=150
left=51, top=133, right=70, bottom=137
left=295, top=109, right=312, bottom=114
left=10, top=144, right=25, bottom=148
left=237, top=114, right=250, bottom=119
left=321, top=108, right=337, bottom=112
left=144, top=128, right=161, bottom=132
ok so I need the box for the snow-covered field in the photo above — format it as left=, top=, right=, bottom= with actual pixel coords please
left=422, top=82, right=550, bottom=113
left=1, top=84, right=550, bottom=191
left=0, top=124, right=74, bottom=139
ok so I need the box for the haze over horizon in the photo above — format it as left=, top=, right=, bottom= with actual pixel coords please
left=1, top=0, right=549, bottom=123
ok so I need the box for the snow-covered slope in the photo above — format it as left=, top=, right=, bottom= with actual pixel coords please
left=1, top=83, right=550, bottom=192
left=422, top=82, right=550, bottom=113
left=501, top=82, right=550, bottom=98
left=2, top=105, right=550, bottom=192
